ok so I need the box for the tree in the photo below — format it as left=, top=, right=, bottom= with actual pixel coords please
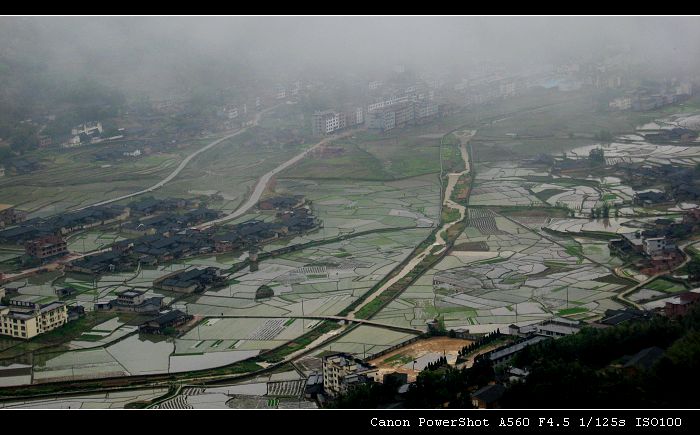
left=255, top=284, right=274, bottom=300
left=589, top=147, right=605, bottom=164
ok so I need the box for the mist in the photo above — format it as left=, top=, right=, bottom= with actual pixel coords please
left=2, top=16, right=699, bottom=99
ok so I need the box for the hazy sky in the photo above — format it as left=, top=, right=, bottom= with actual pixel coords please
left=2, top=16, right=699, bottom=96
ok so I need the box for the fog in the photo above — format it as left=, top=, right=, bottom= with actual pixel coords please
left=2, top=16, right=699, bottom=98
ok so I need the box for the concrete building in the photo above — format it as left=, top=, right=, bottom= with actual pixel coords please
left=71, top=122, right=103, bottom=137
left=643, top=237, right=668, bottom=256
left=0, top=300, right=68, bottom=339
left=609, top=96, right=632, bottom=111
left=392, top=102, right=415, bottom=129
left=322, top=352, right=378, bottom=397
left=24, top=235, right=68, bottom=260
left=0, top=204, right=27, bottom=228
left=312, top=110, right=341, bottom=136
left=367, top=107, right=396, bottom=132
left=414, top=100, right=439, bottom=122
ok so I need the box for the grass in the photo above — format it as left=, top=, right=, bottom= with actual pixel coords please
left=531, top=188, right=566, bottom=203
left=441, top=206, right=461, bottom=224
left=383, top=353, right=414, bottom=365
left=645, top=278, right=687, bottom=294
left=283, top=141, right=389, bottom=180
left=557, top=307, right=589, bottom=316
left=77, top=334, right=107, bottom=342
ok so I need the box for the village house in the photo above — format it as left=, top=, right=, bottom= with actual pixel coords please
left=1, top=206, right=129, bottom=245
left=508, top=317, right=582, bottom=338
left=664, top=290, right=700, bottom=318
left=633, top=190, right=669, bottom=207
left=470, top=383, right=506, bottom=409
left=322, top=352, right=378, bottom=398
left=618, top=347, right=665, bottom=376
left=154, top=267, right=225, bottom=293
left=0, top=204, right=27, bottom=228
left=24, top=234, right=69, bottom=261
left=94, top=289, right=164, bottom=314
left=138, top=310, right=192, bottom=335
left=0, top=300, right=68, bottom=339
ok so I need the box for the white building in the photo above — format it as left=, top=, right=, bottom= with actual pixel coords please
left=354, top=107, right=364, bottom=125
left=312, top=110, right=341, bottom=136
left=71, top=122, right=103, bottom=137
left=609, top=96, right=632, bottom=111
left=63, top=135, right=82, bottom=148
left=644, top=237, right=668, bottom=256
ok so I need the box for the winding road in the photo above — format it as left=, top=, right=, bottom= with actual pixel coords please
left=194, top=130, right=357, bottom=229
left=73, top=105, right=280, bottom=212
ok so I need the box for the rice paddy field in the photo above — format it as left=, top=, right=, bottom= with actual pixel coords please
left=5, top=93, right=700, bottom=401
left=373, top=205, right=628, bottom=334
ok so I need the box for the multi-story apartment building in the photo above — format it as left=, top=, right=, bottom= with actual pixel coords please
left=312, top=110, right=342, bottom=136
left=354, top=107, right=364, bottom=125
left=322, top=352, right=378, bottom=397
left=414, top=100, right=439, bottom=122
left=367, top=107, right=396, bottom=132
left=24, top=235, right=68, bottom=260
left=0, top=300, right=68, bottom=339
left=392, top=102, right=415, bottom=129
left=609, top=96, right=633, bottom=111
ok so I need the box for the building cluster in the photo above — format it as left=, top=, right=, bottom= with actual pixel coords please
left=311, top=108, right=364, bottom=136
left=457, top=76, right=527, bottom=106
left=608, top=81, right=694, bottom=112
left=609, top=210, right=700, bottom=274
left=0, top=299, right=68, bottom=339
left=366, top=99, right=438, bottom=132
left=120, top=207, right=222, bottom=236
left=616, top=163, right=700, bottom=201
left=608, top=232, right=682, bottom=275
left=64, top=121, right=105, bottom=148
left=0, top=205, right=129, bottom=246
left=66, top=196, right=319, bottom=275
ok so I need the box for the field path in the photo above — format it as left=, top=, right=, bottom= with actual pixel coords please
left=434, top=130, right=474, bottom=250
left=348, top=130, right=475, bottom=319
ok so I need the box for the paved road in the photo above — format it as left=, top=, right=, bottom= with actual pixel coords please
left=194, top=130, right=357, bottom=229
left=73, top=106, right=280, bottom=212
